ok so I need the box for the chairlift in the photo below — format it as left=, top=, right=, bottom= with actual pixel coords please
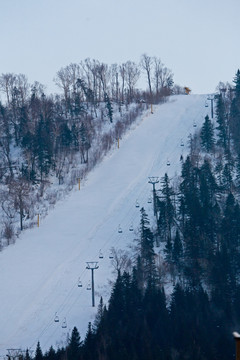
left=78, top=278, right=83, bottom=287
left=129, top=223, right=133, bottom=231
left=87, top=281, right=91, bottom=290
left=109, top=251, right=114, bottom=259
left=135, top=200, right=140, bottom=208
left=99, top=250, right=104, bottom=259
left=118, top=225, right=123, bottom=233
left=180, top=139, right=184, bottom=147
left=148, top=197, right=152, bottom=204
left=54, top=312, right=59, bottom=323
left=193, top=121, right=197, bottom=127
left=167, top=160, right=170, bottom=166
left=61, top=318, right=67, bottom=329
left=205, top=101, right=209, bottom=107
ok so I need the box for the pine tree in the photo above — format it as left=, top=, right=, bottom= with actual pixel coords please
left=172, top=230, right=183, bottom=265
left=34, top=342, right=43, bottom=360
left=236, top=154, right=240, bottom=189
left=139, top=207, right=156, bottom=285
left=79, top=122, right=90, bottom=163
left=67, top=326, right=81, bottom=360
left=222, top=162, right=233, bottom=191
left=200, top=115, right=215, bottom=152
left=83, top=322, right=96, bottom=360
left=59, top=123, right=72, bottom=148
left=233, top=69, right=240, bottom=97
left=179, top=156, right=202, bottom=231
left=230, top=70, right=240, bottom=154
left=44, top=346, right=56, bottom=360
left=93, top=296, right=105, bottom=331
left=215, top=93, right=228, bottom=151
left=164, top=236, right=172, bottom=263
left=221, top=193, right=240, bottom=255
left=24, top=349, right=31, bottom=360
left=35, top=115, right=52, bottom=180
left=199, top=159, right=217, bottom=208
left=104, top=92, right=113, bottom=123
left=160, top=173, right=175, bottom=240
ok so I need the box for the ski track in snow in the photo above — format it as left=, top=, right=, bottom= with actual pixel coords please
left=0, top=94, right=210, bottom=355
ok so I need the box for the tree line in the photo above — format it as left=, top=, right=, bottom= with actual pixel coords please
left=0, top=54, right=175, bottom=247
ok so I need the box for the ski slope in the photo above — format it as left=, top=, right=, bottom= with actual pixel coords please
left=0, top=94, right=210, bottom=355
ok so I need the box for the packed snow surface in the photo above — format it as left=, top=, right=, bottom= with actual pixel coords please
left=0, top=95, right=210, bottom=355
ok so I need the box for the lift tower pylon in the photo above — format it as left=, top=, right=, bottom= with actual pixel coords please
left=86, top=261, right=99, bottom=307
left=148, top=177, right=159, bottom=218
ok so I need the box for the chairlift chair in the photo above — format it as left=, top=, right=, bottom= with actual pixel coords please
left=129, top=223, right=133, bottom=231
left=193, top=122, right=197, bottom=127
left=118, top=225, right=123, bottom=233
left=148, top=197, right=152, bottom=204
left=87, top=281, right=91, bottom=290
left=135, top=200, right=140, bottom=208
left=62, top=318, right=67, bottom=329
left=99, top=250, right=104, bottom=259
left=109, top=251, right=114, bottom=259
left=54, top=312, right=59, bottom=323
left=205, top=101, right=209, bottom=107
left=167, top=160, right=170, bottom=166
left=181, top=139, right=184, bottom=147
left=78, top=278, right=83, bottom=287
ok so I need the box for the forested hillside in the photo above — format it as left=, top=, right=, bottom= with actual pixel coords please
left=25, top=71, right=240, bottom=360
left=3, top=57, right=240, bottom=359
left=0, top=55, right=174, bottom=247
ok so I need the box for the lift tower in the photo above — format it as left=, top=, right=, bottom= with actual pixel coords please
left=148, top=177, right=159, bottom=217
left=86, top=261, right=99, bottom=307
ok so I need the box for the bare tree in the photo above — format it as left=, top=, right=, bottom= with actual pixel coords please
left=110, top=247, right=132, bottom=275
left=153, top=57, right=173, bottom=96
left=119, top=63, right=126, bottom=103
left=153, top=57, right=163, bottom=95
left=0, top=189, right=16, bottom=245
left=95, top=62, right=109, bottom=100
left=125, top=61, right=140, bottom=101
left=54, top=63, right=81, bottom=105
left=0, top=73, right=16, bottom=105
left=110, top=63, right=119, bottom=102
left=140, top=53, right=153, bottom=98
left=31, top=81, right=46, bottom=97
left=14, top=74, right=30, bottom=107
left=0, top=104, right=14, bottom=178
left=9, top=177, right=30, bottom=231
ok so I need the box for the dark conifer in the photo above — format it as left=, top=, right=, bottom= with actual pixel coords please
left=215, top=93, right=228, bottom=151
left=139, top=207, right=156, bottom=285
left=160, top=173, right=175, bottom=240
left=172, top=229, right=183, bottom=265
left=233, top=69, right=240, bottom=97
left=83, top=322, right=96, bottom=360
left=44, top=346, right=56, bottom=360
left=67, top=326, right=81, bottom=360
left=104, top=92, right=113, bottom=123
left=24, top=349, right=31, bottom=360
left=230, top=70, right=240, bottom=153
left=200, top=115, right=215, bottom=152
left=34, top=342, right=43, bottom=360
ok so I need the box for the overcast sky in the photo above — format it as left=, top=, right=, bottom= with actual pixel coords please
left=0, top=0, right=239, bottom=95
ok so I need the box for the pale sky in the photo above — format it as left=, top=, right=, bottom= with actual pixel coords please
left=0, top=0, right=239, bottom=95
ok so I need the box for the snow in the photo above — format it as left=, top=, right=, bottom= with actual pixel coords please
left=0, top=94, right=209, bottom=355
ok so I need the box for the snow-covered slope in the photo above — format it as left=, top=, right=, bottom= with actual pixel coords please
left=0, top=95, right=209, bottom=355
